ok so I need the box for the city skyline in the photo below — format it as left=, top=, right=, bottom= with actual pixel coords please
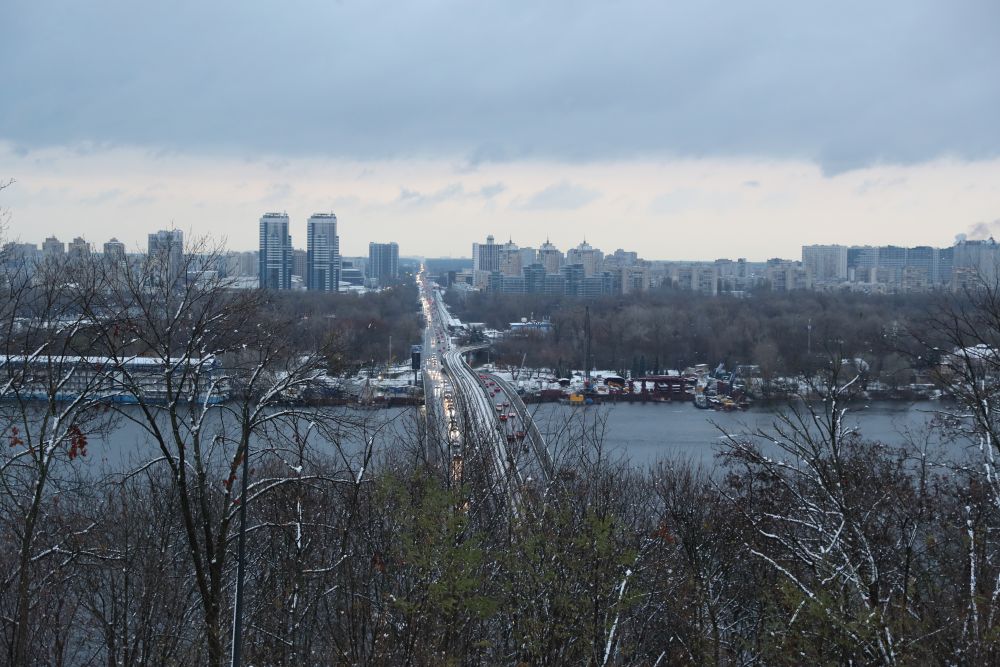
left=447, top=233, right=978, bottom=297
left=6, top=222, right=993, bottom=266
left=9, top=225, right=979, bottom=298
left=1, top=2, right=998, bottom=258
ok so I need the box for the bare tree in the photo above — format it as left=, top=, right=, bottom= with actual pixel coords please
left=75, top=239, right=343, bottom=666
left=0, top=253, right=116, bottom=664
left=918, top=280, right=1000, bottom=660
left=719, top=353, right=947, bottom=663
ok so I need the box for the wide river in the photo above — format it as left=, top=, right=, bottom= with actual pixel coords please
left=529, top=400, right=966, bottom=466
left=85, top=400, right=964, bottom=472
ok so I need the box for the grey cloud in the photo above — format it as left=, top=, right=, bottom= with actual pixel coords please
left=395, top=182, right=508, bottom=207
left=125, top=195, right=156, bottom=207
left=258, top=183, right=294, bottom=204
left=514, top=182, right=600, bottom=210
left=855, top=176, right=907, bottom=196
left=480, top=183, right=506, bottom=198
left=396, top=183, right=465, bottom=207
left=81, top=188, right=124, bottom=205
left=649, top=188, right=740, bottom=215
left=1, top=1, right=998, bottom=173
left=331, top=195, right=361, bottom=209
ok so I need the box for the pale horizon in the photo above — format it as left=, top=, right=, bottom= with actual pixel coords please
left=2, top=144, right=996, bottom=261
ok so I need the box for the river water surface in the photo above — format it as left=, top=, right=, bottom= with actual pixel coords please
left=85, top=401, right=963, bottom=472
left=531, top=400, right=964, bottom=466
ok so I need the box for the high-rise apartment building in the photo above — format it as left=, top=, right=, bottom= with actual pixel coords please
left=472, top=235, right=501, bottom=272
left=766, top=259, right=812, bottom=291
left=3, top=243, right=38, bottom=264
left=524, top=263, right=546, bottom=294
left=42, top=236, right=65, bottom=257
left=623, top=265, right=652, bottom=293
left=368, top=242, right=399, bottom=286
left=847, top=246, right=878, bottom=281
left=67, top=237, right=91, bottom=259
left=237, top=251, right=258, bottom=277
left=907, top=246, right=940, bottom=285
left=875, top=245, right=907, bottom=286
left=292, top=249, right=308, bottom=281
left=518, top=247, right=537, bottom=270
left=103, top=238, right=126, bottom=260
left=801, top=245, right=848, bottom=283
left=939, top=246, right=954, bottom=286
left=538, top=239, right=563, bottom=274
left=672, top=264, right=719, bottom=295
left=472, top=235, right=502, bottom=287
left=952, top=238, right=1000, bottom=288
left=341, top=258, right=366, bottom=287
left=306, top=213, right=340, bottom=291
left=567, top=240, right=603, bottom=277
left=3, top=243, right=40, bottom=276
left=845, top=245, right=948, bottom=288
left=498, top=240, right=523, bottom=277
left=561, top=263, right=586, bottom=297
left=609, top=249, right=639, bottom=266
left=148, top=229, right=184, bottom=283
left=259, top=213, right=292, bottom=290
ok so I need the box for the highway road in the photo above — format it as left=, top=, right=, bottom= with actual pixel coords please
left=442, top=344, right=516, bottom=494
left=417, top=269, right=457, bottom=453
left=484, top=372, right=553, bottom=482
left=417, top=265, right=550, bottom=505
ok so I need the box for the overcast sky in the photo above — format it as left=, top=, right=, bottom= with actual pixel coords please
left=1, top=0, right=998, bottom=259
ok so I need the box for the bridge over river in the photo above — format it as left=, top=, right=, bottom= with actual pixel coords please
left=417, top=267, right=553, bottom=508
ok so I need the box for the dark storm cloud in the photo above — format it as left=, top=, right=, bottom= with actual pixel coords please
left=1, top=0, right=998, bottom=173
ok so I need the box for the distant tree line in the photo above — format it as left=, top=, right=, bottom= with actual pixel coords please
left=268, top=281, right=422, bottom=373
left=447, top=287, right=950, bottom=384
